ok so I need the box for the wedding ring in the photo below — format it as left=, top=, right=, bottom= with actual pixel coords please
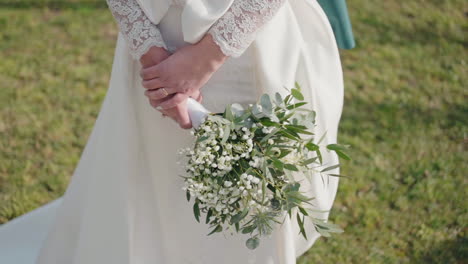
left=160, top=87, right=169, bottom=97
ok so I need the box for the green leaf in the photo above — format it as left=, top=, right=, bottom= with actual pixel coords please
left=205, top=208, right=213, bottom=224
left=321, top=164, right=340, bottom=173
left=285, top=124, right=313, bottom=135
left=316, top=148, right=323, bottom=164
left=207, top=225, right=223, bottom=236
left=286, top=102, right=307, bottom=110
left=196, top=135, right=209, bottom=143
left=317, top=132, right=327, bottom=145
left=279, top=130, right=300, bottom=140
left=246, top=237, right=260, bottom=250
left=326, top=144, right=349, bottom=151
left=327, top=144, right=351, bottom=160
left=241, top=225, right=256, bottom=234
left=221, top=125, right=231, bottom=144
left=295, top=82, right=301, bottom=90
left=230, top=207, right=250, bottom=225
left=328, top=174, right=349, bottom=178
left=296, top=212, right=308, bottom=240
left=271, top=157, right=284, bottom=170
left=284, top=164, right=299, bottom=171
left=224, top=104, right=233, bottom=121
left=186, top=190, right=191, bottom=201
left=335, top=150, right=351, bottom=160
left=305, top=142, right=319, bottom=151
left=298, top=206, right=309, bottom=216
left=291, top=88, right=304, bottom=101
left=302, top=157, right=318, bottom=166
left=193, top=202, right=200, bottom=223
left=260, top=119, right=278, bottom=127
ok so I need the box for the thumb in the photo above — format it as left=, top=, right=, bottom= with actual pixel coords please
left=177, top=100, right=192, bottom=129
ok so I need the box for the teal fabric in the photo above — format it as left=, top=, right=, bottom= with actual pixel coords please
left=317, top=0, right=356, bottom=49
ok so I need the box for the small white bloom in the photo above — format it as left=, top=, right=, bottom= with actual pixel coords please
left=224, top=181, right=233, bottom=187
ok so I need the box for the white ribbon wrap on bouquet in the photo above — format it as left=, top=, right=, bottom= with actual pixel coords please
left=186, top=97, right=210, bottom=129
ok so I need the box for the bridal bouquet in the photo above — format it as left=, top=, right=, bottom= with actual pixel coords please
left=180, top=83, right=348, bottom=250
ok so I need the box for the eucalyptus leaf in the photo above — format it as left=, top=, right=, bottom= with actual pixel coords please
left=260, top=94, right=273, bottom=114
left=246, top=237, right=260, bottom=250
left=275, top=92, right=283, bottom=106
left=230, top=103, right=245, bottom=117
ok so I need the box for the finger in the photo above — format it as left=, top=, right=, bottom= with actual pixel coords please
left=159, top=93, right=188, bottom=110
left=144, top=87, right=176, bottom=100
left=140, top=64, right=162, bottom=81
left=196, top=93, right=203, bottom=103
left=177, top=108, right=192, bottom=129
left=149, top=98, right=165, bottom=110
left=141, top=78, right=165, bottom=90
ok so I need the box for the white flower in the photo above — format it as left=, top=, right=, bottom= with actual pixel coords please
left=224, top=181, right=233, bottom=187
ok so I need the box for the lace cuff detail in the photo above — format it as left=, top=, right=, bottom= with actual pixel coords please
left=208, top=0, right=286, bottom=58
left=107, top=0, right=167, bottom=59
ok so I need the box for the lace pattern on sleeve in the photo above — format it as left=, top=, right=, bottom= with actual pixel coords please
left=107, top=0, right=167, bottom=59
left=208, top=0, right=286, bottom=58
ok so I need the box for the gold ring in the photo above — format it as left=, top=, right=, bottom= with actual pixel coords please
left=160, top=88, right=169, bottom=97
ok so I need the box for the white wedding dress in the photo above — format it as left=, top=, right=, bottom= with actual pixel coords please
left=0, top=1, right=344, bottom=263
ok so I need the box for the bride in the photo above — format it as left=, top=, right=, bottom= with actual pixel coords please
left=0, top=0, right=344, bottom=263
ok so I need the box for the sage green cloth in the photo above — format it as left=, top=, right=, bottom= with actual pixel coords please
left=317, top=0, right=355, bottom=49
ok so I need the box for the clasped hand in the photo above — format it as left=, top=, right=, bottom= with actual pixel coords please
left=139, top=34, right=227, bottom=129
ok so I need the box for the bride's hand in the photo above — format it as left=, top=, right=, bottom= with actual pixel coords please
left=140, top=34, right=228, bottom=110
left=153, top=91, right=203, bottom=129
left=139, top=46, right=171, bottom=69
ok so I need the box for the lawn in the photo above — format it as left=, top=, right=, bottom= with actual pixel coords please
left=0, top=0, right=466, bottom=263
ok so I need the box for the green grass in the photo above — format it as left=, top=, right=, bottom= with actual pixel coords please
left=0, top=0, right=466, bottom=263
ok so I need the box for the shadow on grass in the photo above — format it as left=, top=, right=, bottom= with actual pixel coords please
left=410, top=235, right=468, bottom=264
left=0, top=0, right=107, bottom=9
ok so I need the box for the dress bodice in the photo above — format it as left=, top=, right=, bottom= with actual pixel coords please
left=106, top=0, right=286, bottom=59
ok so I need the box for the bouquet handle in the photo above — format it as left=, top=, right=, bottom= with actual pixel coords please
left=186, top=97, right=210, bottom=129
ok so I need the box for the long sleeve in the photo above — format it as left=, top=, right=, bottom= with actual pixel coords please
left=208, top=0, right=287, bottom=58
left=106, top=0, right=167, bottom=59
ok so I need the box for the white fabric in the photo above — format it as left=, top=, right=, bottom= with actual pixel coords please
left=0, top=1, right=343, bottom=263
left=137, top=0, right=234, bottom=44
left=107, top=0, right=167, bottom=59
left=109, top=0, right=285, bottom=58
left=207, top=0, right=286, bottom=57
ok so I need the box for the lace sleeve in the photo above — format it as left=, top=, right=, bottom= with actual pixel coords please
left=106, top=0, right=167, bottom=59
left=207, top=0, right=286, bottom=58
